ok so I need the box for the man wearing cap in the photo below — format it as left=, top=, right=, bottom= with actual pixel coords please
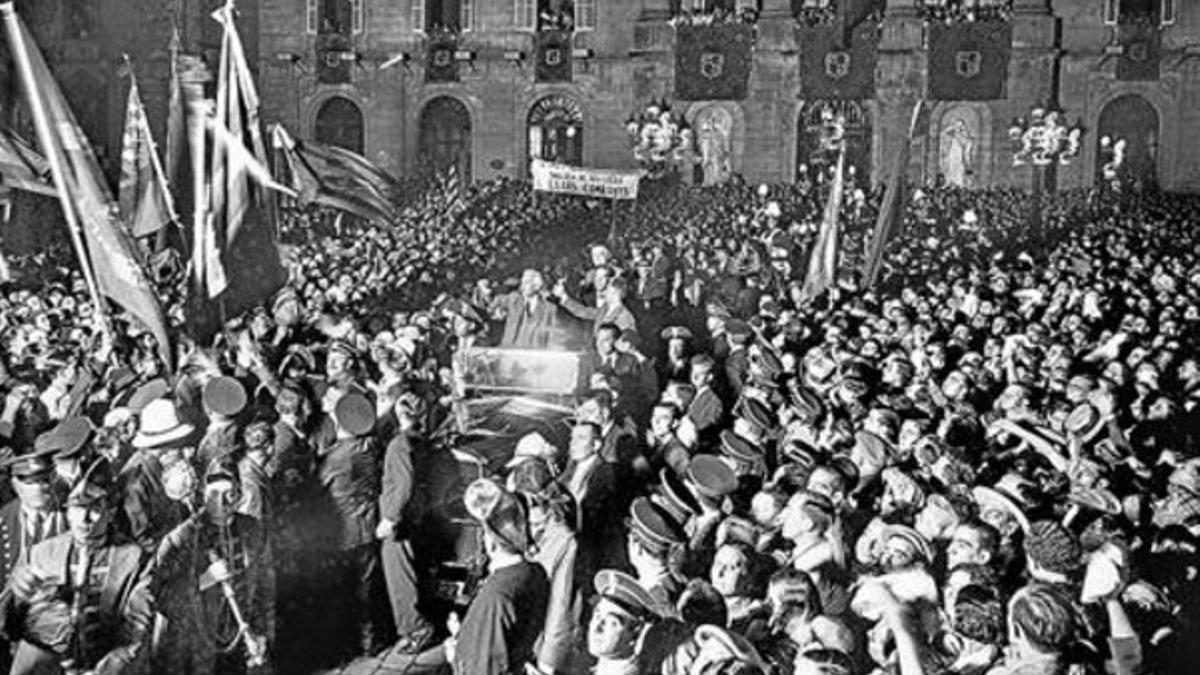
left=119, top=398, right=193, bottom=551
left=154, top=459, right=275, bottom=674
left=657, top=326, right=694, bottom=385
left=449, top=479, right=549, bottom=675
left=6, top=461, right=155, bottom=675
left=627, top=497, right=686, bottom=618
left=587, top=570, right=660, bottom=675
left=197, top=376, right=248, bottom=471
left=318, top=392, right=387, bottom=657
left=0, top=447, right=67, bottom=590
left=377, top=394, right=434, bottom=655
left=45, top=417, right=96, bottom=492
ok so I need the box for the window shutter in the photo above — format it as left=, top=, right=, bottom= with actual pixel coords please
left=306, top=0, right=319, bottom=34
left=575, top=0, right=595, bottom=30
left=461, top=0, right=474, bottom=31
left=1102, top=0, right=1118, bottom=25
left=412, top=0, right=425, bottom=32
left=1161, top=0, right=1175, bottom=25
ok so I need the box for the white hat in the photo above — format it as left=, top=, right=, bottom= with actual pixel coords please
left=132, top=399, right=195, bottom=449
left=505, top=432, right=558, bottom=469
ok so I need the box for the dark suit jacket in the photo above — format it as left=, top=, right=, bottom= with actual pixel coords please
left=496, top=293, right=560, bottom=349
left=0, top=499, right=69, bottom=600
left=13, top=534, right=154, bottom=674
left=318, top=436, right=380, bottom=550
left=687, top=387, right=725, bottom=442
left=379, top=433, right=418, bottom=537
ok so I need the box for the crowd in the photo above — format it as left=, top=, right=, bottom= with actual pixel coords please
left=0, top=167, right=1195, bottom=675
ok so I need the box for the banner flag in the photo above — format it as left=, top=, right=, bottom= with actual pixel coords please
left=800, top=148, right=845, bottom=302
left=2, top=5, right=172, bottom=367
left=675, top=24, right=754, bottom=101
left=863, top=101, right=925, bottom=288
left=199, top=3, right=287, bottom=323
left=928, top=21, right=1012, bottom=101
left=797, top=21, right=879, bottom=100
left=426, top=34, right=459, bottom=83
left=535, top=30, right=572, bottom=83
left=271, top=123, right=396, bottom=223
left=0, top=126, right=54, bottom=196
left=531, top=159, right=644, bottom=200
left=118, top=72, right=175, bottom=238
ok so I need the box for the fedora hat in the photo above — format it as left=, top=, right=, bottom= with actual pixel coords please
left=133, top=399, right=195, bottom=449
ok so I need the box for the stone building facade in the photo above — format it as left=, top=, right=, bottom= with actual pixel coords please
left=3, top=0, right=1199, bottom=192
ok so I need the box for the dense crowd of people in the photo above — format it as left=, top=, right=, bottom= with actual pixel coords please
left=0, top=169, right=1195, bottom=675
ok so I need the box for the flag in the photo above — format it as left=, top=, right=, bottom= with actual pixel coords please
left=535, top=30, right=572, bottom=83
left=863, top=101, right=925, bottom=288
left=0, top=126, right=54, bottom=196
left=927, top=21, right=1012, bottom=101
left=797, top=21, right=879, bottom=100
left=426, top=34, right=458, bottom=83
left=674, top=24, right=754, bottom=101
left=2, top=5, right=172, bottom=368
left=271, top=123, right=396, bottom=223
left=118, top=70, right=175, bottom=238
left=800, top=147, right=846, bottom=303
left=195, top=2, right=287, bottom=324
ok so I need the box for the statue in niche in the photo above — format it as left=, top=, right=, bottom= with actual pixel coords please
left=941, top=116, right=975, bottom=188
left=695, top=106, right=733, bottom=186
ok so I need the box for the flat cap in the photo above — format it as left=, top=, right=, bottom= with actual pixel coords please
left=41, top=417, right=95, bottom=460
left=594, top=569, right=658, bottom=621
left=656, top=468, right=702, bottom=524
left=2, top=446, right=56, bottom=479
left=630, top=496, right=686, bottom=553
left=202, top=376, right=247, bottom=418
left=661, top=326, right=694, bottom=342
left=719, top=430, right=764, bottom=465
left=334, top=393, right=375, bottom=437
left=687, top=455, right=738, bottom=501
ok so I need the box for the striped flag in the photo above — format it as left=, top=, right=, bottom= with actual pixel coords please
left=118, top=68, right=176, bottom=238
left=1, top=4, right=172, bottom=368
left=863, top=100, right=925, bottom=288
left=193, top=1, right=288, bottom=323
left=270, top=123, right=396, bottom=223
left=800, top=147, right=846, bottom=303
left=0, top=126, right=54, bottom=196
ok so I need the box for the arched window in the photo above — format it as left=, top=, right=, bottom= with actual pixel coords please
left=419, top=97, right=473, bottom=182
left=528, top=95, right=584, bottom=167
left=315, top=97, right=365, bottom=154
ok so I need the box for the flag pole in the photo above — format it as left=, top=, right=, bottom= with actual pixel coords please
left=1, top=3, right=105, bottom=323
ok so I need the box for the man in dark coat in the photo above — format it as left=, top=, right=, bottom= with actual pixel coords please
left=447, top=479, right=549, bottom=675
left=0, top=448, right=66, bottom=587
left=493, top=270, right=561, bottom=349
left=377, top=394, right=433, bottom=654
left=317, top=392, right=386, bottom=657
left=5, top=461, right=155, bottom=674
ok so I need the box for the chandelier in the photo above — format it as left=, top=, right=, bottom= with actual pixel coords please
left=1008, top=107, right=1082, bottom=167
left=625, top=99, right=694, bottom=176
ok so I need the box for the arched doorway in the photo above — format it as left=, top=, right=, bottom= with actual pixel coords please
left=797, top=100, right=871, bottom=187
left=418, top=97, right=472, bottom=182
left=314, top=96, right=364, bottom=154
left=528, top=94, right=583, bottom=168
left=1095, top=94, right=1158, bottom=189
